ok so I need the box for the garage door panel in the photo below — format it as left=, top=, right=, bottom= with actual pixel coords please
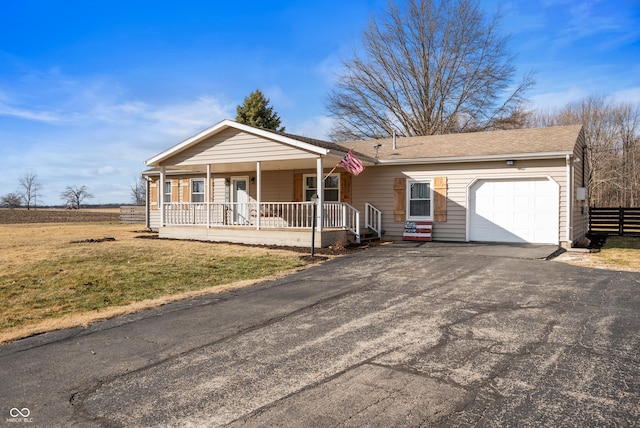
left=469, top=178, right=559, bottom=244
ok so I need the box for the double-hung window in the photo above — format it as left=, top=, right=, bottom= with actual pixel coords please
left=191, top=179, right=205, bottom=203
left=304, top=174, right=339, bottom=202
left=407, top=180, right=433, bottom=219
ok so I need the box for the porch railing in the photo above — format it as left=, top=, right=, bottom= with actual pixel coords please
left=163, top=201, right=362, bottom=239
left=323, top=202, right=360, bottom=243
left=163, top=202, right=315, bottom=228
left=365, top=203, right=382, bottom=238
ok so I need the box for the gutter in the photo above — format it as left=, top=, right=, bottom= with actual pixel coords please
left=375, top=151, right=574, bottom=165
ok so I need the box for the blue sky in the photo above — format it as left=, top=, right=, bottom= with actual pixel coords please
left=1, top=0, right=638, bottom=205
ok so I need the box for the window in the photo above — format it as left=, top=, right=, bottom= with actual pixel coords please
left=164, top=181, right=171, bottom=204
left=304, top=174, right=339, bottom=202
left=407, top=180, right=432, bottom=219
left=191, top=179, right=205, bottom=203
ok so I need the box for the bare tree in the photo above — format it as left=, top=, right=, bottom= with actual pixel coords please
left=326, top=0, right=535, bottom=140
left=18, top=171, right=42, bottom=210
left=1, top=193, right=23, bottom=209
left=130, top=177, right=147, bottom=206
left=60, top=185, right=93, bottom=210
left=532, top=96, right=640, bottom=207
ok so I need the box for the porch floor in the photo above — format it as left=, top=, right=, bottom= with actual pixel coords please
left=160, top=226, right=349, bottom=248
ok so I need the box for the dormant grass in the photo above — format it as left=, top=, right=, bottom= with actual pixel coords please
left=590, top=236, right=640, bottom=271
left=0, top=223, right=307, bottom=343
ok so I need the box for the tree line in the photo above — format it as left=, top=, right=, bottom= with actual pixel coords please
left=1, top=174, right=148, bottom=209
left=1, top=175, right=95, bottom=210
left=529, top=97, right=639, bottom=208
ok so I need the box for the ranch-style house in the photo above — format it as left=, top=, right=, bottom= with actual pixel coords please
left=143, top=120, right=587, bottom=248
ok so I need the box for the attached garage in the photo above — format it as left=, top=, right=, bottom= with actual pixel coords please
left=468, top=178, right=559, bottom=244
left=343, top=124, right=587, bottom=248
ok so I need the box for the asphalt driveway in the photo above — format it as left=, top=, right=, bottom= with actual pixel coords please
left=1, top=242, right=639, bottom=427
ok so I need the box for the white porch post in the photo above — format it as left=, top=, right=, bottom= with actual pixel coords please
left=316, top=157, right=323, bottom=232
left=256, top=161, right=261, bottom=230
left=159, top=167, right=165, bottom=227
left=206, top=164, right=211, bottom=228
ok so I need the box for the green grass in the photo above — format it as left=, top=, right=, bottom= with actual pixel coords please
left=1, top=251, right=303, bottom=329
left=602, top=236, right=640, bottom=250
left=0, top=223, right=307, bottom=335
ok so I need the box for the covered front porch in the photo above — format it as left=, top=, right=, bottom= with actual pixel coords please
left=161, top=201, right=362, bottom=247
left=144, top=120, right=381, bottom=248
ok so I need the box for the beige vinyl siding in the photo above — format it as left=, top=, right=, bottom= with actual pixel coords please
left=350, top=159, right=568, bottom=242
left=213, top=177, right=226, bottom=202
left=260, top=170, right=295, bottom=201
left=160, top=129, right=318, bottom=167
left=149, top=208, right=160, bottom=230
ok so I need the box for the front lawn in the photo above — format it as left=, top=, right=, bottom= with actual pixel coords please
left=590, top=236, right=640, bottom=271
left=0, top=223, right=307, bottom=343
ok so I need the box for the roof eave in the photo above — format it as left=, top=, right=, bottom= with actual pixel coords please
left=376, top=151, right=574, bottom=165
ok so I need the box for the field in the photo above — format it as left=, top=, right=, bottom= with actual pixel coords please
left=0, top=214, right=310, bottom=343
left=0, top=207, right=121, bottom=224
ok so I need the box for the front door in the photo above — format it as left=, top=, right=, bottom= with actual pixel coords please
left=231, top=177, right=249, bottom=224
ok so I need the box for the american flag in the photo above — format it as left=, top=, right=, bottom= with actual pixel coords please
left=338, top=151, right=365, bottom=175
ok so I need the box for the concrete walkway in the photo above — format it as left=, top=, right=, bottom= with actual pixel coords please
left=1, top=242, right=639, bottom=426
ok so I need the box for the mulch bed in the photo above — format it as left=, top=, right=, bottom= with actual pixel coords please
left=134, top=232, right=379, bottom=261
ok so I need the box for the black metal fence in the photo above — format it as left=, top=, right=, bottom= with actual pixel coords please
left=589, top=207, right=640, bottom=236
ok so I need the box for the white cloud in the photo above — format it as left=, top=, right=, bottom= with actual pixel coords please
left=291, top=115, right=336, bottom=141
left=0, top=103, right=65, bottom=123
left=529, top=86, right=591, bottom=111
left=612, top=87, right=640, bottom=106
left=315, top=52, right=345, bottom=85
left=263, top=85, right=295, bottom=110
left=0, top=68, right=238, bottom=205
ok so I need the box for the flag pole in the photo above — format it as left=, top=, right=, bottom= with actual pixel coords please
left=323, top=164, right=339, bottom=181
left=324, top=148, right=355, bottom=180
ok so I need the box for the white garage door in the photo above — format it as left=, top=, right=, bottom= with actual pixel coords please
left=469, top=178, right=559, bottom=244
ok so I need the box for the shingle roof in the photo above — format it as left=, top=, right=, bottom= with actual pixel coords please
left=265, top=128, right=338, bottom=151
left=336, top=125, right=583, bottom=162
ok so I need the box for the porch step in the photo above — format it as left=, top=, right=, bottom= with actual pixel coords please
left=359, top=228, right=381, bottom=243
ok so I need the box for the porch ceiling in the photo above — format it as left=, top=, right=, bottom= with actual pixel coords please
left=160, top=157, right=344, bottom=173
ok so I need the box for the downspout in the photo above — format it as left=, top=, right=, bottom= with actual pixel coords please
left=566, top=155, right=572, bottom=247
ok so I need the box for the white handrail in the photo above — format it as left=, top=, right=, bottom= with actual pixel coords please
left=324, top=202, right=360, bottom=243
left=365, top=203, right=382, bottom=238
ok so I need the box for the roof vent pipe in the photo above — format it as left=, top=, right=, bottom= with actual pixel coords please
left=392, top=130, right=397, bottom=150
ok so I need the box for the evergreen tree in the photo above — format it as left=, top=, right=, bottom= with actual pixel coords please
left=236, top=90, right=285, bottom=131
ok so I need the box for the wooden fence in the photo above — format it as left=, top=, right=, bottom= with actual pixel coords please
left=589, top=207, right=640, bottom=236
left=120, top=205, right=146, bottom=224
